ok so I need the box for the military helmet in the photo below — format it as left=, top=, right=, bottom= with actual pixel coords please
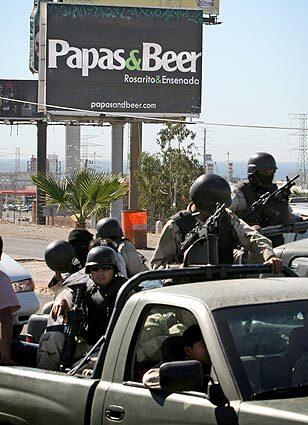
left=247, top=152, right=277, bottom=175
left=85, top=245, right=119, bottom=274
left=96, top=217, right=124, bottom=239
left=44, top=240, right=75, bottom=273
left=189, top=174, right=231, bottom=208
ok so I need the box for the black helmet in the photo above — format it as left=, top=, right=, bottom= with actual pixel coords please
left=96, top=217, right=124, bottom=239
left=45, top=240, right=75, bottom=273
left=85, top=245, right=119, bottom=274
left=247, top=152, right=277, bottom=175
left=189, top=174, right=231, bottom=209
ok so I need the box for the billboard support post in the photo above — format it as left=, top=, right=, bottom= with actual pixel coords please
left=111, top=123, right=124, bottom=223
left=129, top=122, right=142, bottom=210
left=36, top=120, right=47, bottom=225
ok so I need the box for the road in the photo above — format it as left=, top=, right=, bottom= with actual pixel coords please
left=3, top=237, right=49, bottom=259
left=2, top=236, right=154, bottom=263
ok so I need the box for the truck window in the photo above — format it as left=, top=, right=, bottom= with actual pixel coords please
left=124, top=305, right=198, bottom=383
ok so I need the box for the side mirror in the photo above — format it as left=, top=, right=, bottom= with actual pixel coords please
left=290, top=257, right=308, bottom=277
left=159, top=360, right=203, bottom=393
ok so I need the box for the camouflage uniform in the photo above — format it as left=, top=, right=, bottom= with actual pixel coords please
left=151, top=207, right=275, bottom=269
left=230, top=186, right=297, bottom=220
left=118, top=239, right=148, bottom=277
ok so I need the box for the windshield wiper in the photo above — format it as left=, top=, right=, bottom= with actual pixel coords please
left=251, top=384, right=308, bottom=400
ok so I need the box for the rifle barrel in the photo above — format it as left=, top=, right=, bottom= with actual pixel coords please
left=261, top=221, right=308, bottom=236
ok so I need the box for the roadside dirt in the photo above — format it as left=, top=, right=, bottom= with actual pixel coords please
left=1, top=221, right=161, bottom=295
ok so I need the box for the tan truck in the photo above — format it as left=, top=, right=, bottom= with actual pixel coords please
left=1, top=265, right=308, bottom=425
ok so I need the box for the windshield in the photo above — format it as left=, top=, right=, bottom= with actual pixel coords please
left=213, top=300, right=308, bottom=400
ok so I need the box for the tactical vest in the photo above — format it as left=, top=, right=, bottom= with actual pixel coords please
left=84, top=276, right=127, bottom=345
left=172, top=209, right=235, bottom=264
left=237, top=181, right=290, bottom=247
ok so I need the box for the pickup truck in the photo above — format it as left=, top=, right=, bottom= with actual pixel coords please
left=2, top=264, right=308, bottom=425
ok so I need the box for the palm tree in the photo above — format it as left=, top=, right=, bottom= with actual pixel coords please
left=32, top=169, right=128, bottom=228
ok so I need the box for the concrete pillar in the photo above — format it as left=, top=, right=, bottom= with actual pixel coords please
left=36, top=120, right=47, bottom=225
left=129, top=122, right=142, bottom=210
left=65, top=125, right=81, bottom=175
left=111, top=123, right=124, bottom=222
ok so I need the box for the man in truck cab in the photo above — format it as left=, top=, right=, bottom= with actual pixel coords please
left=143, top=324, right=211, bottom=390
left=151, top=173, right=283, bottom=273
left=37, top=245, right=127, bottom=371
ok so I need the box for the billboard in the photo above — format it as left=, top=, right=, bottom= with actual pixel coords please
left=29, top=0, right=40, bottom=73
left=61, top=0, right=220, bottom=15
left=0, top=80, right=39, bottom=120
left=45, top=3, right=203, bottom=116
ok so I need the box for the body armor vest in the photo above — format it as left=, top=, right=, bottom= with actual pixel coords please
left=238, top=181, right=290, bottom=247
left=173, top=209, right=235, bottom=264
left=83, top=276, right=127, bottom=344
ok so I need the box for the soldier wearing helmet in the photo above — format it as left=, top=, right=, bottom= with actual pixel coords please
left=151, top=173, right=283, bottom=273
left=44, top=240, right=83, bottom=297
left=230, top=152, right=300, bottom=247
left=37, top=246, right=127, bottom=371
left=96, top=217, right=148, bottom=278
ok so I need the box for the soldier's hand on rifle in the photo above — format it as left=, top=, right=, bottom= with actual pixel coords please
left=52, top=299, right=70, bottom=321
left=263, top=256, right=283, bottom=274
left=252, top=224, right=261, bottom=231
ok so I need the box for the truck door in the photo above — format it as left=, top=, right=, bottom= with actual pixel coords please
left=100, top=304, right=223, bottom=425
left=0, top=366, right=98, bottom=425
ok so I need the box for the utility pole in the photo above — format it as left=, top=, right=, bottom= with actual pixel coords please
left=290, top=113, right=308, bottom=188
left=226, top=152, right=233, bottom=183
left=203, top=127, right=207, bottom=171
left=13, top=147, right=21, bottom=223
left=129, top=122, right=142, bottom=210
left=36, top=120, right=47, bottom=225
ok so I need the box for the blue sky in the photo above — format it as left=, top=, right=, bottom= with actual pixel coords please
left=0, top=0, right=307, bottom=166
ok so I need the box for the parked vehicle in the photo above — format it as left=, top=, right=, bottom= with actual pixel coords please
left=0, top=253, right=39, bottom=334
left=2, top=265, right=308, bottom=425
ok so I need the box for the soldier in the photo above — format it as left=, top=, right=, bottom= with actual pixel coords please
left=67, top=228, right=93, bottom=268
left=230, top=152, right=301, bottom=247
left=44, top=240, right=82, bottom=296
left=0, top=236, right=20, bottom=365
left=37, top=246, right=127, bottom=371
left=151, top=173, right=283, bottom=273
left=96, top=217, right=148, bottom=278
left=143, top=324, right=211, bottom=390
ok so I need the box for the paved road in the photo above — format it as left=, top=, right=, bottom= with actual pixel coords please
left=3, top=237, right=49, bottom=259
left=3, top=236, right=154, bottom=263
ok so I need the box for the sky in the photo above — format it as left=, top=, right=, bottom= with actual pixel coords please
left=0, top=0, right=308, bottom=169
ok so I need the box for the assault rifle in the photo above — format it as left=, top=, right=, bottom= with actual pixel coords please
left=180, top=203, right=226, bottom=266
left=60, top=282, right=87, bottom=372
left=260, top=220, right=308, bottom=237
left=243, top=174, right=299, bottom=222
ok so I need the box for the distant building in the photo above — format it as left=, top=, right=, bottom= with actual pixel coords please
left=26, top=154, right=62, bottom=178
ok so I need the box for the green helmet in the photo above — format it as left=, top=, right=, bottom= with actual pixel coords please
left=96, top=217, right=123, bottom=239
left=189, top=174, right=231, bottom=209
left=85, top=245, right=119, bottom=274
left=247, top=152, right=277, bottom=175
left=45, top=240, right=75, bottom=273
left=247, top=152, right=277, bottom=188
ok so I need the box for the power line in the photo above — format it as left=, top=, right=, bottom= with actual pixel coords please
left=1, top=96, right=308, bottom=131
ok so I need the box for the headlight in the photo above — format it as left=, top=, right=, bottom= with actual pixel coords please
left=12, top=278, right=35, bottom=293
